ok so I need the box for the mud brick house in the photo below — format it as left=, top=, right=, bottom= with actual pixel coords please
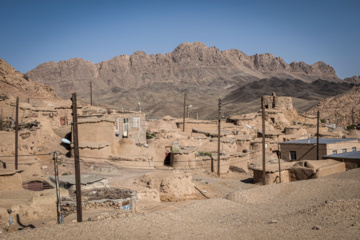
left=280, top=138, right=360, bottom=161
left=73, top=110, right=146, bottom=157
left=262, top=92, right=293, bottom=110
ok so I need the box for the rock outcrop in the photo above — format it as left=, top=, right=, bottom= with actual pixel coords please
left=305, top=86, right=360, bottom=127
left=344, top=76, right=360, bottom=84
left=0, top=58, right=56, bottom=99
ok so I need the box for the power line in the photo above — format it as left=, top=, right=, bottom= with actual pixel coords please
left=0, top=153, right=52, bottom=157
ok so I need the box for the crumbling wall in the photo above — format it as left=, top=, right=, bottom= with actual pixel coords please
left=253, top=169, right=290, bottom=184
left=288, top=160, right=346, bottom=181
left=140, top=171, right=196, bottom=202
left=262, top=93, right=293, bottom=110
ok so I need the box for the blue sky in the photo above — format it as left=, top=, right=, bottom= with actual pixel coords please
left=1, top=0, right=359, bottom=78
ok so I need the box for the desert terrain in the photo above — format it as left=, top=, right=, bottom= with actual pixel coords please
left=1, top=48, right=360, bottom=240
left=1, top=169, right=359, bottom=240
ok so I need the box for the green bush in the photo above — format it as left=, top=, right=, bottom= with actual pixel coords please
left=172, top=147, right=180, bottom=153
left=347, top=125, right=356, bottom=130
left=198, top=151, right=212, bottom=157
left=146, top=132, right=155, bottom=139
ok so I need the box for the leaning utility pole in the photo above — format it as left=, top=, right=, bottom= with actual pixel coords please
left=15, top=97, right=19, bottom=170
left=89, top=82, right=92, bottom=106
left=183, top=93, right=186, bottom=132
left=217, top=98, right=221, bottom=176
left=261, top=97, right=266, bottom=185
left=71, top=93, right=82, bottom=222
left=317, top=110, right=320, bottom=160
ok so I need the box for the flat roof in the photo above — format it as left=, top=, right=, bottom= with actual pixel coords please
left=49, top=174, right=105, bottom=185
left=324, top=151, right=360, bottom=159
left=280, top=138, right=358, bottom=145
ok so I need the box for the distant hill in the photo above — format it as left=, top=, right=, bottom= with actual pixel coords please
left=224, top=78, right=355, bottom=103
left=0, top=58, right=56, bottom=99
left=344, top=75, right=360, bottom=84
left=25, top=42, right=344, bottom=119
left=305, top=86, right=360, bottom=127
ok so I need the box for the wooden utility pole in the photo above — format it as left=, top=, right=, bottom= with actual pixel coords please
left=53, top=152, right=61, bottom=224
left=261, top=97, right=266, bottom=185
left=317, top=110, right=320, bottom=160
left=183, top=93, right=186, bottom=132
left=90, top=82, right=92, bottom=106
left=278, top=143, right=281, bottom=183
left=15, top=97, right=19, bottom=170
left=72, top=93, right=82, bottom=222
left=217, top=99, right=221, bottom=176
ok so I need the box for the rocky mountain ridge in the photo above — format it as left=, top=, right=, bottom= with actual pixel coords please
left=344, top=75, right=360, bottom=84
left=24, top=42, right=345, bottom=119
left=26, top=42, right=339, bottom=95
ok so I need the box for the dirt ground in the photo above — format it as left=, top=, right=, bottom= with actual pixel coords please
left=1, top=167, right=359, bottom=239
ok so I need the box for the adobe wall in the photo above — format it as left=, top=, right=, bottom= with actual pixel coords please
left=177, top=121, right=217, bottom=133
left=253, top=169, right=290, bottom=184
left=195, top=156, right=230, bottom=174
left=198, top=140, right=237, bottom=153
left=76, top=120, right=116, bottom=157
left=172, top=153, right=229, bottom=173
left=288, top=160, right=346, bottom=180
left=314, top=161, right=345, bottom=178
left=236, top=140, right=251, bottom=152
left=172, top=152, right=197, bottom=169
left=262, top=94, right=293, bottom=110
left=229, top=157, right=249, bottom=172
left=78, top=120, right=115, bottom=145
left=78, top=145, right=112, bottom=158
left=284, top=126, right=308, bottom=135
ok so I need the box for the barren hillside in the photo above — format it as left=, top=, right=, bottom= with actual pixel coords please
left=222, top=78, right=358, bottom=114
left=305, top=86, right=360, bottom=127
left=0, top=58, right=56, bottom=100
